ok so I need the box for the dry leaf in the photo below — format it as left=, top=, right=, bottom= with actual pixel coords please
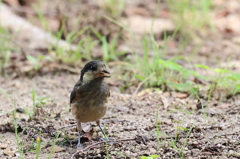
left=172, top=92, right=189, bottom=99
left=82, top=128, right=94, bottom=140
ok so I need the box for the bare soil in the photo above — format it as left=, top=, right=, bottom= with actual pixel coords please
left=1, top=74, right=240, bottom=158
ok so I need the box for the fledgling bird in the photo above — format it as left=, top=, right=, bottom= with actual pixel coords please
left=70, top=60, right=111, bottom=148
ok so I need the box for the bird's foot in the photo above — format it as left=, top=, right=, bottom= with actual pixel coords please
left=76, top=132, right=82, bottom=148
left=77, top=142, right=82, bottom=148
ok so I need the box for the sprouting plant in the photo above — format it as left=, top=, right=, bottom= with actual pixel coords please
left=89, top=25, right=128, bottom=63
left=168, top=0, right=212, bottom=40
left=23, top=89, right=50, bottom=119
left=13, top=98, right=25, bottom=159
left=141, top=155, right=160, bottom=159
left=48, top=132, right=61, bottom=159
left=99, top=0, right=126, bottom=18
left=35, top=136, right=41, bottom=159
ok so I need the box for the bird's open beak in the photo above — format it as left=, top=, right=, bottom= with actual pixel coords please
left=97, top=70, right=111, bottom=78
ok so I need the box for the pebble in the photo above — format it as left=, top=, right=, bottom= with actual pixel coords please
left=15, top=152, right=20, bottom=157
left=96, top=149, right=101, bottom=154
left=125, top=150, right=131, bottom=157
left=191, top=149, right=200, bottom=156
left=3, top=148, right=15, bottom=157
left=57, top=138, right=64, bottom=142
left=149, top=148, right=156, bottom=154
left=229, top=150, right=234, bottom=154
left=1, top=144, right=8, bottom=149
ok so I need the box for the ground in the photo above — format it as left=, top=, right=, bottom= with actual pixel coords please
left=0, top=0, right=240, bottom=159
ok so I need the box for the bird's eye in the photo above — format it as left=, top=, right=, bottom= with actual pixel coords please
left=90, top=66, right=97, bottom=71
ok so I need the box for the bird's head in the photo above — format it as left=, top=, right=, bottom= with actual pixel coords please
left=80, top=60, right=111, bottom=83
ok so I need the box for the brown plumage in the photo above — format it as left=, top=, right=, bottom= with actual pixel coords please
left=70, top=60, right=110, bottom=147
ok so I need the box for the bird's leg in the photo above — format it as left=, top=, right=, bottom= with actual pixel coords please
left=96, top=120, right=109, bottom=141
left=77, top=121, right=82, bottom=148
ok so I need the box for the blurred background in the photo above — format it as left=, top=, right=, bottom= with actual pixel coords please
left=1, top=0, right=240, bottom=158
left=0, top=0, right=240, bottom=93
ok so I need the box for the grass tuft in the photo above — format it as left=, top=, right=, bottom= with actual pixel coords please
left=168, top=0, right=212, bottom=41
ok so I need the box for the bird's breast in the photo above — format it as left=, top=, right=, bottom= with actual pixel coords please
left=71, top=102, right=107, bottom=123
left=71, top=83, right=109, bottom=123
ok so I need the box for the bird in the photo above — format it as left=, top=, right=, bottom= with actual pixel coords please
left=70, top=60, right=111, bottom=148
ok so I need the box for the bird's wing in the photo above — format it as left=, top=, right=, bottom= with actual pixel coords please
left=70, top=81, right=83, bottom=104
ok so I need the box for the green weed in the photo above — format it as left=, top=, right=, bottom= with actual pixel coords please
left=90, top=25, right=128, bottom=62
left=13, top=98, right=25, bottom=159
left=164, top=109, right=193, bottom=158
left=0, top=28, right=15, bottom=74
left=168, top=0, right=212, bottom=41
left=141, top=155, right=160, bottom=159
left=155, top=104, right=164, bottom=147
left=26, top=54, right=52, bottom=71
left=35, top=136, right=41, bottom=159
left=23, top=89, right=50, bottom=119
left=52, top=26, right=97, bottom=64
left=105, top=7, right=240, bottom=98
left=48, top=132, right=61, bottom=159
left=33, top=5, right=92, bottom=65
left=99, top=0, right=126, bottom=18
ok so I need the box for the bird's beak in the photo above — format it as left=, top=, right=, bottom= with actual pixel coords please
left=98, top=70, right=111, bottom=78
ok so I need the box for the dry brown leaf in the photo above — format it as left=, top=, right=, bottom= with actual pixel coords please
left=172, top=92, right=189, bottom=99
left=160, top=95, right=170, bottom=109
left=82, top=128, right=94, bottom=140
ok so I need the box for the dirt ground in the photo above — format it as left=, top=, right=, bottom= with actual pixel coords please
left=1, top=73, right=240, bottom=159
left=1, top=0, right=240, bottom=159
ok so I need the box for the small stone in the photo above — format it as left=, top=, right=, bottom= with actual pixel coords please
left=149, top=148, right=156, bottom=154
left=229, top=150, right=234, bottom=154
left=1, top=144, right=8, bottom=149
left=15, top=152, right=20, bottom=157
left=192, top=149, right=200, bottom=156
left=96, top=149, right=101, bottom=154
left=57, top=138, right=64, bottom=142
left=217, top=144, right=222, bottom=147
left=125, top=151, right=131, bottom=157
left=48, top=145, right=65, bottom=153
left=16, top=108, right=25, bottom=113
left=3, top=148, right=15, bottom=157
